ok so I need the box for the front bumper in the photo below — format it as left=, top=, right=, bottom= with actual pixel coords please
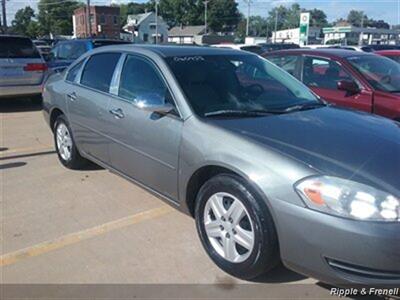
left=271, top=198, right=400, bottom=286
left=0, top=84, right=42, bottom=98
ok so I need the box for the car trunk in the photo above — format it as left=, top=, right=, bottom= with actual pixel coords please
left=0, top=37, right=45, bottom=86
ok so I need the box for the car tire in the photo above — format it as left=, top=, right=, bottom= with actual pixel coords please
left=195, top=173, right=280, bottom=280
left=53, top=115, right=88, bottom=169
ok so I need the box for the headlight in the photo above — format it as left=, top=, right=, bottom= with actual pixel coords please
left=295, top=176, right=399, bottom=222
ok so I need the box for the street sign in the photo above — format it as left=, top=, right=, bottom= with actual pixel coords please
left=299, top=12, right=310, bottom=46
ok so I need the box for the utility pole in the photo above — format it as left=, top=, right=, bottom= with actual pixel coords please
left=244, top=0, right=251, bottom=37
left=358, top=12, right=364, bottom=46
left=204, top=0, right=209, bottom=35
left=1, top=0, right=7, bottom=33
left=86, top=0, right=91, bottom=37
left=155, top=0, right=160, bottom=44
left=274, top=10, right=278, bottom=43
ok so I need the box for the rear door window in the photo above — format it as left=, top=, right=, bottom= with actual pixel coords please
left=57, top=42, right=87, bottom=60
left=0, top=37, right=40, bottom=59
left=80, top=53, right=121, bottom=92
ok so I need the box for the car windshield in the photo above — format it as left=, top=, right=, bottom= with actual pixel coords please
left=165, top=54, right=320, bottom=117
left=0, top=37, right=41, bottom=59
left=347, top=55, right=400, bottom=93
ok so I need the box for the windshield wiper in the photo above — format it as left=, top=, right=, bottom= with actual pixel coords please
left=204, top=109, right=280, bottom=118
left=282, top=102, right=327, bottom=113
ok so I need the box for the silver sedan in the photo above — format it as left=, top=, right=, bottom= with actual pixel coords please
left=43, top=45, right=400, bottom=286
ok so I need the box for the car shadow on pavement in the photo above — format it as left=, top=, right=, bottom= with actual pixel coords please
left=0, top=97, right=42, bottom=113
left=251, top=263, right=307, bottom=283
left=0, top=161, right=27, bottom=170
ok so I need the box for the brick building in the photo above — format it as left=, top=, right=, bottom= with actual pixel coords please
left=73, top=6, right=120, bottom=39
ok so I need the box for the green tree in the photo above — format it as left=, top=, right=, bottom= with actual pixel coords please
left=308, top=8, right=328, bottom=28
left=11, top=6, right=38, bottom=37
left=37, top=0, right=82, bottom=36
left=158, top=0, right=202, bottom=28
left=347, top=10, right=364, bottom=27
left=154, top=0, right=240, bottom=32
left=207, top=0, right=241, bottom=32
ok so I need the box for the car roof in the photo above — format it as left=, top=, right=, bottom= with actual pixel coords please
left=0, top=35, right=31, bottom=40
left=58, top=38, right=130, bottom=43
left=264, top=48, right=375, bottom=58
left=94, top=44, right=251, bottom=57
left=375, top=50, right=400, bottom=55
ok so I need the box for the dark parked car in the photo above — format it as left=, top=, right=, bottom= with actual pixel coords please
left=43, top=45, right=399, bottom=286
left=47, top=38, right=131, bottom=72
left=0, top=35, right=47, bottom=102
left=264, top=49, right=400, bottom=120
left=258, top=43, right=300, bottom=53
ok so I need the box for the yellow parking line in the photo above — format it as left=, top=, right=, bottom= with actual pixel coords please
left=0, top=205, right=174, bottom=267
left=0, top=145, right=53, bottom=157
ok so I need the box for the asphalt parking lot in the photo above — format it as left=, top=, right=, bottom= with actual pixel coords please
left=0, top=98, right=346, bottom=297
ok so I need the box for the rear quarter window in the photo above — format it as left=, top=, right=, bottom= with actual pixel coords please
left=0, top=37, right=41, bottom=59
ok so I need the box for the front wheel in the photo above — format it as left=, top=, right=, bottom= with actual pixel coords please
left=54, top=115, right=88, bottom=169
left=195, top=174, right=280, bottom=280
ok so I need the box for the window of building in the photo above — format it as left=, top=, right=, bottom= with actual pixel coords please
left=100, top=14, right=106, bottom=25
left=113, top=15, right=118, bottom=25
left=143, top=33, right=148, bottom=42
left=81, top=53, right=121, bottom=92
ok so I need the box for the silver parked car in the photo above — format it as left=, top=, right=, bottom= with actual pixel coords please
left=43, top=45, right=400, bottom=285
left=0, top=35, right=47, bottom=102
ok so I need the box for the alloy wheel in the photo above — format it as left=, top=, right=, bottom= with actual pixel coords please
left=203, top=192, right=255, bottom=263
left=56, top=123, right=73, bottom=161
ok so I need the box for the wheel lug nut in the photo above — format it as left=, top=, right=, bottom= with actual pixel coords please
left=226, top=233, right=230, bottom=238
left=229, top=217, right=233, bottom=223
left=219, top=225, right=224, bottom=230
left=232, top=229, right=237, bottom=235
left=221, top=217, right=226, bottom=221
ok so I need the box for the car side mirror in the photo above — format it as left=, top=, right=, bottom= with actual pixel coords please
left=337, top=80, right=360, bottom=94
left=133, top=92, right=175, bottom=114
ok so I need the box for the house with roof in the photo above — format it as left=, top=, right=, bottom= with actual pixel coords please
left=122, top=12, right=168, bottom=44
left=168, top=25, right=206, bottom=44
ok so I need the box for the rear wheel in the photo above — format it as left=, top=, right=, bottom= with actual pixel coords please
left=195, top=174, right=280, bottom=280
left=54, top=115, right=88, bottom=169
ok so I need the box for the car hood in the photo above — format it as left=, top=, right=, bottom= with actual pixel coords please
left=211, top=107, right=400, bottom=195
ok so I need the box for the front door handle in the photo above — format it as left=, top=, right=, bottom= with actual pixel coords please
left=67, top=92, right=77, bottom=101
left=109, top=108, right=124, bottom=119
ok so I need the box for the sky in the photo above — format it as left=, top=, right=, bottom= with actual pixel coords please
left=4, top=0, right=400, bottom=27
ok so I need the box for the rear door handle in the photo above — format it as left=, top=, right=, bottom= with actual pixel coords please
left=67, top=92, right=77, bottom=101
left=109, top=108, right=124, bottom=119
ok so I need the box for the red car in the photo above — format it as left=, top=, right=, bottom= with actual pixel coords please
left=375, top=50, right=400, bottom=64
left=263, top=49, right=400, bottom=121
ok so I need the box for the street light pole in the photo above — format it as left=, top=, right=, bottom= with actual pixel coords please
left=1, top=0, right=7, bottom=33
left=204, top=0, right=209, bottom=35
left=244, top=0, right=251, bottom=36
left=86, top=0, right=91, bottom=37
left=155, top=0, right=160, bottom=44
left=274, top=10, right=278, bottom=43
